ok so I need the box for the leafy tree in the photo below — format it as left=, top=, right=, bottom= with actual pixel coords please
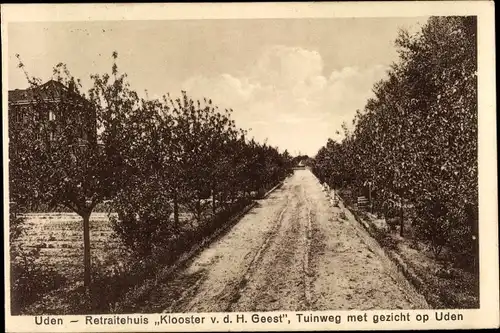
left=109, top=97, right=175, bottom=256
left=11, top=49, right=295, bottom=297
left=108, top=86, right=293, bottom=258
left=10, top=53, right=134, bottom=289
left=312, top=16, right=477, bottom=268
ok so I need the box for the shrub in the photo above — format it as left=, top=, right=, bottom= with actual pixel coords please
left=88, top=253, right=152, bottom=313
left=10, top=204, right=67, bottom=314
left=10, top=247, right=67, bottom=314
left=379, top=235, right=399, bottom=251
left=110, top=177, right=175, bottom=257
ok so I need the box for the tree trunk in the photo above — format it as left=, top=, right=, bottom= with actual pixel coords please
left=467, top=204, right=479, bottom=274
left=383, top=202, right=388, bottom=222
left=399, top=205, right=404, bottom=237
left=212, top=189, right=216, bottom=216
left=173, top=192, right=179, bottom=228
left=82, top=211, right=92, bottom=289
left=196, top=198, right=201, bottom=216
left=368, top=183, right=372, bottom=214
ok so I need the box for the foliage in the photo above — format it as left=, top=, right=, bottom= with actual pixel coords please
left=88, top=251, right=151, bottom=313
left=102, top=69, right=293, bottom=255
left=10, top=49, right=293, bottom=310
left=110, top=177, right=174, bottom=257
left=9, top=205, right=67, bottom=314
left=9, top=203, right=25, bottom=243
left=312, top=17, right=478, bottom=269
left=10, top=247, right=68, bottom=314
left=9, top=54, right=134, bottom=288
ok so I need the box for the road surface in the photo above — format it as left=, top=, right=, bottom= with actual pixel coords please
left=142, top=169, right=428, bottom=313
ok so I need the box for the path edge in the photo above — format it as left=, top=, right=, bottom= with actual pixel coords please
left=115, top=177, right=287, bottom=311
left=327, top=189, right=432, bottom=308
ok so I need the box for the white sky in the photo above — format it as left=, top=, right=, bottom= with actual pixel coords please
left=7, top=18, right=427, bottom=156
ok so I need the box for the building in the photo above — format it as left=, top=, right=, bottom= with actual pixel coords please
left=8, top=79, right=97, bottom=146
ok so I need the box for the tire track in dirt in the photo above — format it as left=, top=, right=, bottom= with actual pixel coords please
left=229, top=183, right=310, bottom=311
left=151, top=170, right=428, bottom=313
left=308, top=170, right=429, bottom=310
left=301, top=184, right=313, bottom=308
left=225, top=193, right=291, bottom=311
left=157, top=185, right=292, bottom=314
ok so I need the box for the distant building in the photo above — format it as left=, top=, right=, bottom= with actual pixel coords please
left=293, top=160, right=307, bottom=170
left=8, top=80, right=97, bottom=145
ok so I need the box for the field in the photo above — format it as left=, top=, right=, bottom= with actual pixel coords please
left=11, top=198, right=246, bottom=287
left=9, top=192, right=275, bottom=314
left=12, top=210, right=195, bottom=285
left=13, top=213, right=123, bottom=284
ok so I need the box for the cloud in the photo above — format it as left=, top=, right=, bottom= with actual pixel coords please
left=180, top=45, right=389, bottom=156
left=249, top=45, right=324, bottom=89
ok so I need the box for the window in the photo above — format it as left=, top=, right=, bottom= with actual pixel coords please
left=14, top=106, right=28, bottom=123
left=15, top=110, right=23, bottom=123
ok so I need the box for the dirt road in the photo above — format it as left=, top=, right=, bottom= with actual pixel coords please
left=143, top=169, right=428, bottom=313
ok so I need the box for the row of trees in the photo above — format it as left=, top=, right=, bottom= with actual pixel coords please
left=313, top=16, right=478, bottom=270
left=9, top=52, right=293, bottom=292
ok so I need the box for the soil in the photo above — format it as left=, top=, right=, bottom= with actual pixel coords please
left=136, top=169, right=429, bottom=312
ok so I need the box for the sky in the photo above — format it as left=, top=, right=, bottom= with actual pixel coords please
left=7, top=18, right=428, bottom=156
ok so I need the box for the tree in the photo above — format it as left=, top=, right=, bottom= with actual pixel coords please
left=10, top=53, right=135, bottom=289
left=107, top=86, right=292, bottom=258
left=109, top=97, right=175, bottom=256
left=312, top=16, right=478, bottom=267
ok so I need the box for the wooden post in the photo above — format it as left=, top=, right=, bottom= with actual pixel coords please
left=82, top=211, right=92, bottom=289
left=173, top=191, right=179, bottom=229
left=368, top=181, right=373, bottom=214
left=212, top=189, right=216, bottom=216
left=399, top=199, right=404, bottom=237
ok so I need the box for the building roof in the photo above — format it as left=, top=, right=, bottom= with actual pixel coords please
left=9, top=80, right=77, bottom=104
